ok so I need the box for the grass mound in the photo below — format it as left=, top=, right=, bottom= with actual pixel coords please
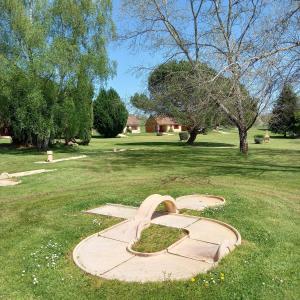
left=132, top=224, right=186, bottom=253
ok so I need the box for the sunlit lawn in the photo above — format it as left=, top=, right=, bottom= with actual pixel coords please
left=0, top=128, right=299, bottom=299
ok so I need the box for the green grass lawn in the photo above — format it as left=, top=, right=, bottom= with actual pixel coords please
left=0, top=129, right=299, bottom=299
left=131, top=224, right=186, bottom=253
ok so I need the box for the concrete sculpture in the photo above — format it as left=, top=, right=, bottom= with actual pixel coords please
left=73, top=194, right=241, bottom=282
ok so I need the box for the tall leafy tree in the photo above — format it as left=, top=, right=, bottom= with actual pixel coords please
left=0, top=0, right=54, bottom=148
left=132, top=60, right=254, bottom=144
left=269, top=84, right=299, bottom=136
left=94, top=88, right=128, bottom=138
left=0, top=57, right=11, bottom=133
left=49, top=0, right=115, bottom=144
left=0, top=0, right=114, bottom=148
left=121, top=0, right=299, bottom=153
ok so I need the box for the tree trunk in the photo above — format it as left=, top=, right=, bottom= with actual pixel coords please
left=187, top=127, right=198, bottom=145
left=238, top=127, right=248, bottom=154
left=41, top=138, right=49, bottom=151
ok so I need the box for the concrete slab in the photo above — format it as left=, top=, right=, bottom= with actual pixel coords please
left=100, top=221, right=138, bottom=243
left=168, top=238, right=219, bottom=263
left=186, top=219, right=239, bottom=245
left=0, top=169, right=55, bottom=187
left=151, top=213, right=199, bottom=228
left=87, top=204, right=138, bottom=219
left=176, top=194, right=225, bottom=210
left=73, top=234, right=134, bottom=276
left=10, top=169, right=56, bottom=177
left=0, top=178, right=20, bottom=186
left=103, top=149, right=127, bottom=153
left=102, top=253, right=212, bottom=282
left=0, top=135, right=12, bottom=139
left=35, top=155, right=86, bottom=164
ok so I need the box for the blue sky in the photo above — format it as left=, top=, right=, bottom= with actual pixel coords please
left=105, top=1, right=162, bottom=108
left=106, top=43, right=153, bottom=105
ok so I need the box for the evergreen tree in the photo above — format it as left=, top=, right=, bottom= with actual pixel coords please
left=269, top=84, right=299, bottom=136
left=94, top=89, right=128, bottom=138
left=294, top=98, right=300, bottom=137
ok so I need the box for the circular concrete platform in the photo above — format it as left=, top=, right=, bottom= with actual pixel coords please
left=176, top=194, right=225, bottom=211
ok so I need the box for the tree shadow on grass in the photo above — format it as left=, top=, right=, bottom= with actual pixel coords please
left=189, top=142, right=236, bottom=147
left=116, top=141, right=236, bottom=148
left=0, top=142, right=81, bottom=156
left=96, top=147, right=300, bottom=178
left=257, top=128, right=268, bottom=131
left=92, top=135, right=106, bottom=139
left=269, top=135, right=298, bottom=140
left=67, top=144, right=300, bottom=181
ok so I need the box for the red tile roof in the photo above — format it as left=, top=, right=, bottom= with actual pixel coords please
left=153, top=116, right=179, bottom=125
left=127, top=115, right=140, bottom=126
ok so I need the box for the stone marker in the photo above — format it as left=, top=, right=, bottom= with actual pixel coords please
left=264, top=130, right=270, bottom=143
left=47, top=151, right=53, bottom=162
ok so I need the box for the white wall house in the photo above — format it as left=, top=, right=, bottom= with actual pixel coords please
left=124, top=115, right=141, bottom=134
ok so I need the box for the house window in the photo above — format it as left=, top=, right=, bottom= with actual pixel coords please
left=174, top=125, right=179, bottom=129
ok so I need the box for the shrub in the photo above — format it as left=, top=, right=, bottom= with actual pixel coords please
left=93, top=88, right=128, bottom=138
left=179, top=131, right=189, bottom=141
left=254, top=135, right=264, bottom=144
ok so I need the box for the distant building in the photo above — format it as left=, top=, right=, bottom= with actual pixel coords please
left=145, top=116, right=182, bottom=133
left=125, top=115, right=141, bottom=133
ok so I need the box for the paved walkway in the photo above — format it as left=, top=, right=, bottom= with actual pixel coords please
left=35, top=155, right=87, bottom=164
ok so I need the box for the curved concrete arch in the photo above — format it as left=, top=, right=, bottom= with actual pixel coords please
left=134, top=194, right=178, bottom=222
left=129, top=194, right=178, bottom=243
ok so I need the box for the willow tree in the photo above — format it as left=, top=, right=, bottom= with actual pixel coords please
left=0, top=0, right=54, bottom=148
left=0, top=0, right=114, bottom=148
left=49, top=0, right=115, bottom=145
left=121, top=0, right=300, bottom=153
